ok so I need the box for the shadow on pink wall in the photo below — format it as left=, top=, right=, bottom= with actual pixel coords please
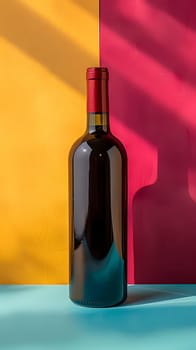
left=100, top=0, right=196, bottom=283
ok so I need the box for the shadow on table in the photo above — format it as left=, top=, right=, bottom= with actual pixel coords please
left=123, top=284, right=196, bottom=306
left=0, top=286, right=35, bottom=294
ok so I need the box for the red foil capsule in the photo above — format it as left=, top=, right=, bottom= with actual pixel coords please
left=86, top=67, right=109, bottom=113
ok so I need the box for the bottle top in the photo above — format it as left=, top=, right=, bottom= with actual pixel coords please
left=86, top=67, right=109, bottom=80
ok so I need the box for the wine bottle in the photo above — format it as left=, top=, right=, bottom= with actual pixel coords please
left=69, top=67, right=127, bottom=307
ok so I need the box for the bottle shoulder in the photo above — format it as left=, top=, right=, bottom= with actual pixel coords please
left=70, top=132, right=127, bottom=156
left=69, top=135, right=84, bottom=157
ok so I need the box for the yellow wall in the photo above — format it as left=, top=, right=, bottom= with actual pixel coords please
left=0, top=0, right=99, bottom=283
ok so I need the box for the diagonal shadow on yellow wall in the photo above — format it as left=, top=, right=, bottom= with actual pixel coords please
left=0, top=0, right=96, bottom=94
left=0, top=0, right=99, bottom=284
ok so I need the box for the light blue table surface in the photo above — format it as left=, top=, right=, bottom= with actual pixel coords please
left=0, top=285, right=196, bottom=350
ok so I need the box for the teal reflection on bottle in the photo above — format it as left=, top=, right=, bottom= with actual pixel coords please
left=70, top=240, right=126, bottom=307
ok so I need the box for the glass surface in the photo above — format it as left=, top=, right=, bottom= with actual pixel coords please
left=69, top=116, right=127, bottom=307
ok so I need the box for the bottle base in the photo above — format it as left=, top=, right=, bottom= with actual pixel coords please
left=69, top=294, right=127, bottom=308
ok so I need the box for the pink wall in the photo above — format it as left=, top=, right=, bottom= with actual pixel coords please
left=100, top=0, right=196, bottom=283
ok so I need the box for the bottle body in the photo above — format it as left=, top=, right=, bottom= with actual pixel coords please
left=69, top=131, right=127, bottom=307
left=69, top=67, right=127, bottom=307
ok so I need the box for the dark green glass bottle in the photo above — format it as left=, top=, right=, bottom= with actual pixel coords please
left=69, top=67, right=127, bottom=307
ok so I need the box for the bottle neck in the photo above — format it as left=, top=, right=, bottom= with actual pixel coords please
left=87, top=113, right=109, bottom=133
left=87, top=72, right=109, bottom=134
